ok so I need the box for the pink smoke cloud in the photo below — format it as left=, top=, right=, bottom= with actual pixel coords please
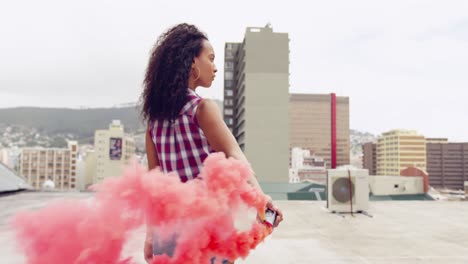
left=12, top=153, right=274, bottom=264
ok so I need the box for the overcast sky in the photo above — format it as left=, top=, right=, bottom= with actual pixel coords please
left=1, top=0, right=467, bottom=141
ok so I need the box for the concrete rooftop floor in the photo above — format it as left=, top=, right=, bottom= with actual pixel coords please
left=1, top=191, right=468, bottom=264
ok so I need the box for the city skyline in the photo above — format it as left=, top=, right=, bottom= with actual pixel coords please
left=1, top=1, right=468, bottom=142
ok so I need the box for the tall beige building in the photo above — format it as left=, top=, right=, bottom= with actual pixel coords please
left=94, top=120, right=135, bottom=183
left=289, top=94, right=350, bottom=168
left=224, top=25, right=289, bottom=182
left=19, top=141, right=78, bottom=190
left=376, top=130, right=426, bottom=175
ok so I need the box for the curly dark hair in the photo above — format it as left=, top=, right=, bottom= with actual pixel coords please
left=140, top=23, right=208, bottom=124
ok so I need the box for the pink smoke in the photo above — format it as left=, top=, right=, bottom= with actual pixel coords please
left=12, top=153, right=273, bottom=264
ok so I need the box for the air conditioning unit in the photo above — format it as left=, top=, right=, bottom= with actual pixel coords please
left=327, top=169, right=369, bottom=213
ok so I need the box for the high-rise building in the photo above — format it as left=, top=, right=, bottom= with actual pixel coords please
left=223, top=25, right=290, bottom=182
left=362, top=142, right=377, bottom=175
left=376, top=130, right=426, bottom=175
left=19, top=141, right=78, bottom=190
left=94, top=120, right=135, bottom=183
left=289, top=93, right=350, bottom=168
left=426, top=140, right=468, bottom=190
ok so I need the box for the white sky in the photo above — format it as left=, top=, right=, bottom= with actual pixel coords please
left=1, top=0, right=467, bottom=141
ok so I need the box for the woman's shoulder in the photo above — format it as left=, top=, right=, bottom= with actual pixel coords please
left=195, top=99, right=222, bottom=125
left=198, top=98, right=218, bottom=108
left=197, top=99, right=220, bottom=115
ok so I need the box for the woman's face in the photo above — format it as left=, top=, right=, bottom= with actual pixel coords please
left=192, top=40, right=217, bottom=88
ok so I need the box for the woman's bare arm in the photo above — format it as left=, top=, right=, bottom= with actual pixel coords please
left=196, top=99, right=262, bottom=191
left=146, top=129, right=160, bottom=170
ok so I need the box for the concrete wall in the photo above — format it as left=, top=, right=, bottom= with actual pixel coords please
left=369, top=176, right=424, bottom=195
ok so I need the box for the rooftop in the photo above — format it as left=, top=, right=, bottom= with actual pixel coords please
left=1, top=192, right=468, bottom=264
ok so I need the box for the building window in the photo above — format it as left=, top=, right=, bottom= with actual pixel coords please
left=224, top=71, right=233, bottom=80
left=225, top=99, right=233, bottom=106
left=225, top=50, right=234, bottom=59
left=225, top=61, right=234, bottom=70
left=225, top=80, right=234, bottom=88
left=224, top=109, right=233, bottom=115
left=225, top=90, right=233, bottom=97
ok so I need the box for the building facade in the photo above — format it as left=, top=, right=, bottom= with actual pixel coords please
left=223, top=25, right=290, bottom=182
left=223, top=42, right=240, bottom=132
left=376, top=130, right=426, bottom=175
left=19, top=141, right=78, bottom=190
left=362, top=142, right=377, bottom=175
left=426, top=141, right=468, bottom=190
left=289, top=93, right=350, bottom=168
left=94, top=120, right=135, bottom=183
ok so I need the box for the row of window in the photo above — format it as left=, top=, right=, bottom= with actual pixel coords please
left=225, top=80, right=235, bottom=88
left=22, top=155, right=74, bottom=161
left=22, top=163, right=74, bottom=168
left=23, top=150, right=72, bottom=155
left=377, top=147, right=399, bottom=151
left=225, top=50, right=235, bottom=59
left=225, top=61, right=234, bottom=70
left=31, top=182, right=76, bottom=189
left=23, top=160, right=75, bottom=165
left=224, top=99, right=234, bottom=106
left=31, top=176, right=76, bottom=181
left=24, top=171, right=76, bottom=176
left=380, top=141, right=399, bottom=145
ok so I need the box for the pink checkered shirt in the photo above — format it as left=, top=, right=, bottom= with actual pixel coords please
left=148, top=89, right=214, bottom=182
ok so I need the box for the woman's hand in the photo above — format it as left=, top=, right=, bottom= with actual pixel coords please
left=265, top=195, right=283, bottom=228
left=144, top=240, right=153, bottom=263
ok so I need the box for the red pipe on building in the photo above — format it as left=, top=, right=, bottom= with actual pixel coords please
left=331, top=93, right=337, bottom=169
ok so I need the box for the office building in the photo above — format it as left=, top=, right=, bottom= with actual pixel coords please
left=94, top=120, right=135, bottom=183
left=376, top=130, right=426, bottom=175
left=289, top=93, right=350, bottom=168
left=223, top=25, right=289, bottom=182
left=426, top=139, right=468, bottom=190
left=19, top=141, right=78, bottom=190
